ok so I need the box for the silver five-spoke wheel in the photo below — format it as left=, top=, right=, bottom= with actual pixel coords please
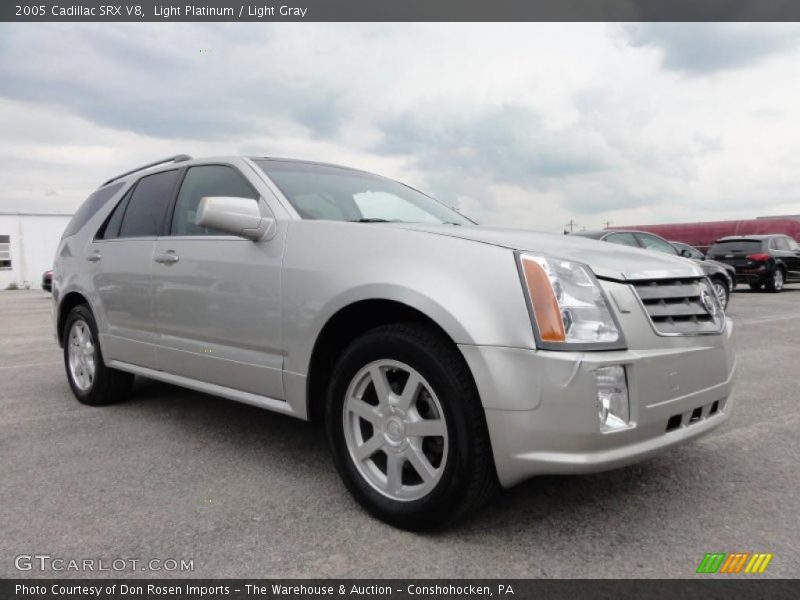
left=68, top=320, right=96, bottom=391
left=343, top=359, right=448, bottom=502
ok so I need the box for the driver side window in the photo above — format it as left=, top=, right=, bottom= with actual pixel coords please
left=170, top=165, right=258, bottom=236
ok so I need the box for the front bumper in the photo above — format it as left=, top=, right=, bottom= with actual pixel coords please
left=460, top=318, right=735, bottom=488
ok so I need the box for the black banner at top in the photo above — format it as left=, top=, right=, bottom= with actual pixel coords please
left=3, top=0, right=800, bottom=22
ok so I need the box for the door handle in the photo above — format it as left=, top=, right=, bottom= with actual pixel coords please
left=154, top=251, right=180, bottom=265
left=86, top=251, right=102, bottom=263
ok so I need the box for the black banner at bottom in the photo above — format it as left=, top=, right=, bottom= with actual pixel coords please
left=2, top=579, right=798, bottom=600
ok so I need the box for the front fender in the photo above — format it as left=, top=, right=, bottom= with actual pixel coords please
left=281, top=221, right=535, bottom=376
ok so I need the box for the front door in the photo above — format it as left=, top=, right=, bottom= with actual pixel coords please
left=152, top=163, right=285, bottom=400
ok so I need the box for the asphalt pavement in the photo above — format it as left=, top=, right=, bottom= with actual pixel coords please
left=1, top=287, right=798, bottom=578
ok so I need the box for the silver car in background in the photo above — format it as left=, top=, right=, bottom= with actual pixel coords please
left=52, top=155, right=736, bottom=529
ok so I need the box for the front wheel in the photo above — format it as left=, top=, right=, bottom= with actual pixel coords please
left=710, top=279, right=730, bottom=311
left=63, top=305, right=133, bottom=405
left=325, top=324, right=497, bottom=530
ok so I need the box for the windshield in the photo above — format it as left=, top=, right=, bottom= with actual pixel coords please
left=255, top=160, right=473, bottom=225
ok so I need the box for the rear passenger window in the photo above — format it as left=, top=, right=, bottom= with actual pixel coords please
left=170, top=165, right=257, bottom=236
left=118, top=170, right=180, bottom=238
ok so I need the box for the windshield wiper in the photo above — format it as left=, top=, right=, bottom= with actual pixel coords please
left=349, top=218, right=393, bottom=223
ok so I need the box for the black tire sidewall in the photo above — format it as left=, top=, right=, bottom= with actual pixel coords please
left=325, top=326, right=481, bottom=529
left=63, top=304, right=107, bottom=404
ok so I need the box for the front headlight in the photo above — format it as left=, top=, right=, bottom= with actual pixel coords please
left=517, top=253, right=625, bottom=350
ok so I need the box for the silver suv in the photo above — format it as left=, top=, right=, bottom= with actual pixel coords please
left=53, top=155, right=736, bottom=529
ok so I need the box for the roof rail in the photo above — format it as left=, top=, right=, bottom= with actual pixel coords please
left=101, top=154, right=192, bottom=186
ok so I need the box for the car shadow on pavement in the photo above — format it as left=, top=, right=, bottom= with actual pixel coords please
left=733, top=285, right=798, bottom=294
left=117, top=375, right=733, bottom=542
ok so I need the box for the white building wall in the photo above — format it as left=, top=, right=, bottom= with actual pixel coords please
left=0, top=214, right=72, bottom=290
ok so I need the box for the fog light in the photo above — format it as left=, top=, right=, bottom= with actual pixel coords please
left=596, top=365, right=630, bottom=432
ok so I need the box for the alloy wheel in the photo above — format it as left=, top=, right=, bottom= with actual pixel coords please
left=342, top=359, right=448, bottom=502
left=774, top=269, right=784, bottom=291
left=712, top=281, right=728, bottom=309
left=68, top=320, right=96, bottom=391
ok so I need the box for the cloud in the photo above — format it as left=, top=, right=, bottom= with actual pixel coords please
left=1, top=23, right=800, bottom=232
left=375, top=104, right=611, bottom=184
left=623, top=23, right=800, bottom=75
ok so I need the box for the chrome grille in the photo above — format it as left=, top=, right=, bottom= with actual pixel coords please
left=632, top=277, right=724, bottom=335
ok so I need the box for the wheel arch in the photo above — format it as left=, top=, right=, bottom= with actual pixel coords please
left=305, top=298, right=470, bottom=423
left=57, top=291, right=91, bottom=347
left=709, top=272, right=730, bottom=290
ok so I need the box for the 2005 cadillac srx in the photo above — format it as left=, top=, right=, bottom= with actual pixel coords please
left=53, top=155, right=736, bottom=529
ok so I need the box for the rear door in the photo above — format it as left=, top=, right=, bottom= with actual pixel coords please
left=151, top=162, right=285, bottom=400
left=90, top=169, right=180, bottom=369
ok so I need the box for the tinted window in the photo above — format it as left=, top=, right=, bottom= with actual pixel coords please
left=118, top=170, right=179, bottom=238
left=604, top=232, right=639, bottom=247
left=708, top=240, right=764, bottom=254
left=62, top=182, right=124, bottom=239
left=171, top=166, right=257, bottom=236
left=636, top=233, right=678, bottom=255
left=255, top=160, right=472, bottom=225
left=96, top=187, right=133, bottom=240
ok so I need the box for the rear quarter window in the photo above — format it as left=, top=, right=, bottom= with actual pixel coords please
left=61, top=182, right=125, bottom=239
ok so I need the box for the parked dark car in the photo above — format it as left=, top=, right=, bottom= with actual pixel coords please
left=670, top=241, right=737, bottom=286
left=42, top=270, right=53, bottom=293
left=572, top=229, right=734, bottom=309
left=608, top=217, right=800, bottom=253
left=706, top=235, right=800, bottom=292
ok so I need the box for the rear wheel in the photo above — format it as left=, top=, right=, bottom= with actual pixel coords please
left=765, top=268, right=785, bottom=293
left=63, top=305, right=133, bottom=406
left=325, top=323, right=497, bottom=530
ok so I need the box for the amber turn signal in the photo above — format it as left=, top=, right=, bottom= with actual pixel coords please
left=520, top=256, right=566, bottom=343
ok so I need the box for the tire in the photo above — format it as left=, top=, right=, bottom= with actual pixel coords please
left=325, top=323, right=498, bottom=530
left=764, top=268, right=785, bottom=293
left=749, top=282, right=763, bottom=291
left=63, top=304, right=133, bottom=406
left=710, top=278, right=729, bottom=311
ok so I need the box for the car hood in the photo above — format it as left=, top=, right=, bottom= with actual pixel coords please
left=391, top=224, right=704, bottom=281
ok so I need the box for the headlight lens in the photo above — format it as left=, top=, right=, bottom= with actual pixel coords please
left=518, top=254, right=622, bottom=348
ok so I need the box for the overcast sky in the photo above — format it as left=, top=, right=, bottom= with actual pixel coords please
left=1, top=23, right=799, bottom=231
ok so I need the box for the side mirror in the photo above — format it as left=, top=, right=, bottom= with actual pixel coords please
left=196, top=196, right=275, bottom=241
